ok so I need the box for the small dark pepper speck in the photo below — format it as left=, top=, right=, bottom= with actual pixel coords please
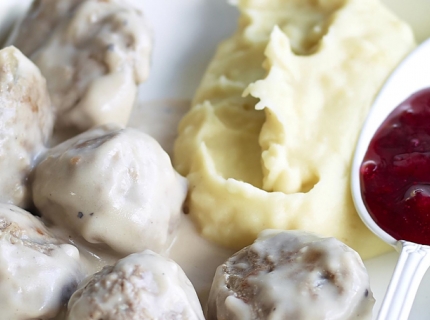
left=90, top=212, right=94, bottom=216
left=183, top=204, right=189, bottom=214
left=77, top=212, right=84, bottom=219
left=365, top=289, right=369, bottom=297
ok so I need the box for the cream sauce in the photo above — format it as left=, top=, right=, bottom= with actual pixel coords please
left=131, top=100, right=234, bottom=306
left=45, top=99, right=232, bottom=319
left=130, top=99, right=234, bottom=303
left=50, top=214, right=233, bottom=319
left=128, top=99, right=192, bottom=157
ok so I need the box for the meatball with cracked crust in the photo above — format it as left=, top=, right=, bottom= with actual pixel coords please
left=0, top=203, right=83, bottom=320
left=207, top=230, right=374, bottom=320
left=67, top=250, right=205, bottom=320
left=32, top=124, right=187, bottom=255
left=10, top=0, right=152, bottom=136
left=0, top=46, right=53, bottom=208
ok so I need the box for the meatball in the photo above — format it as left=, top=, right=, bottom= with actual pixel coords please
left=67, top=250, right=205, bottom=320
left=0, top=46, right=53, bottom=208
left=7, top=0, right=85, bottom=55
left=0, top=203, right=83, bottom=320
left=10, top=0, right=152, bottom=135
left=32, top=124, right=187, bottom=255
left=207, top=230, right=375, bottom=320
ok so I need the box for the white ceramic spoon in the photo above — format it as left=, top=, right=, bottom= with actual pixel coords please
left=351, top=38, right=430, bottom=320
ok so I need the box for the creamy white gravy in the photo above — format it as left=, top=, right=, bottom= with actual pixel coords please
left=132, top=99, right=234, bottom=305
left=46, top=99, right=233, bottom=319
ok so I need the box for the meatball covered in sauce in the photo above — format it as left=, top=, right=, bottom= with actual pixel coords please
left=0, top=203, right=83, bottom=320
left=10, top=0, right=152, bottom=136
left=207, top=230, right=374, bottom=320
left=0, top=46, right=53, bottom=208
left=67, top=250, right=205, bottom=320
left=32, top=124, right=187, bottom=255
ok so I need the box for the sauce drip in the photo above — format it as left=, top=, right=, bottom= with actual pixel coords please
left=361, top=88, right=430, bottom=244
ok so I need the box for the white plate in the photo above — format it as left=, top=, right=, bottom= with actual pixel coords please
left=3, top=0, right=430, bottom=319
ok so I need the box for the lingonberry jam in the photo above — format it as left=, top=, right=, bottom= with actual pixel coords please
left=361, top=88, right=430, bottom=244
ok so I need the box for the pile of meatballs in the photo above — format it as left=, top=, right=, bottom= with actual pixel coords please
left=0, top=0, right=375, bottom=319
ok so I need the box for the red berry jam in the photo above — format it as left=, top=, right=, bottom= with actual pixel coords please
left=361, top=88, right=430, bottom=244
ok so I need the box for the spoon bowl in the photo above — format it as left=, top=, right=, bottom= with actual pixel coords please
left=351, top=38, right=430, bottom=320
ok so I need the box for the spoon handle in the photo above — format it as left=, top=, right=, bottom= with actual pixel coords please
left=377, top=241, right=430, bottom=320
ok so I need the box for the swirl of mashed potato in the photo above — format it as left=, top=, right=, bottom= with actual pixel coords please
left=174, top=0, right=415, bottom=259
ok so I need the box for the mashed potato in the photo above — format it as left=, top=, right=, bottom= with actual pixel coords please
left=174, top=0, right=415, bottom=259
